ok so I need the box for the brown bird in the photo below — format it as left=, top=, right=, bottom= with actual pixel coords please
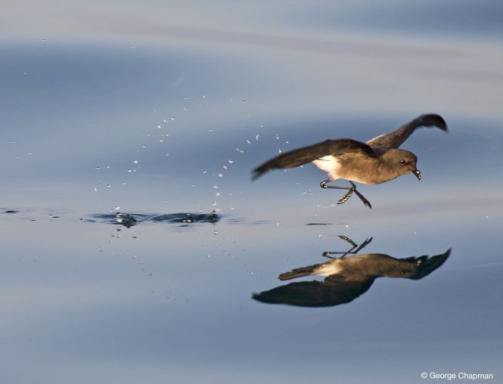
left=252, top=113, right=448, bottom=208
left=253, top=246, right=451, bottom=308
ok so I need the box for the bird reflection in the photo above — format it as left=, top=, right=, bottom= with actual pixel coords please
left=253, top=236, right=450, bottom=308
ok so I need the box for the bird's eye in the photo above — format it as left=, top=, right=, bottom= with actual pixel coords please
left=400, top=159, right=406, bottom=165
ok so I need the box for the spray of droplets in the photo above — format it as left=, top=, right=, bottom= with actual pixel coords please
left=92, top=96, right=203, bottom=208
left=207, top=121, right=291, bottom=213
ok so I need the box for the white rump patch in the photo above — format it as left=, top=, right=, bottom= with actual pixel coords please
left=315, top=261, right=343, bottom=276
left=312, top=155, right=341, bottom=179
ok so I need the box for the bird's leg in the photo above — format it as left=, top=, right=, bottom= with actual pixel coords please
left=322, top=235, right=357, bottom=258
left=351, top=237, right=373, bottom=253
left=349, top=182, right=373, bottom=209
left=320, top=180, right=355, bottom=205
left=338, top=188, right=355, bottom=205
left=338, top=235, right=358, bottom=248
left=320, top=180, right=372, bottom=209
left=322, top=236, right=373, bottom=259
left=319, top=179, right=332, bottom=189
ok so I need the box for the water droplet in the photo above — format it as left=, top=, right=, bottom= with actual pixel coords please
left=255, top=134, right=260, bottom=141
left=133, top=160, right=139, bottom=164
left=228, top=160, right=234, bottom=164
left=246, top=139, right=251, bottom=144
left=213, top=185, right=219, bottom=189
left=217, top=173, right=223, bottom=178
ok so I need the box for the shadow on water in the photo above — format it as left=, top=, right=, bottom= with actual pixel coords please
left=1, top=209, right=20, bottom=214
left=89, top=211, right=220, bottom=228
left=253, top=236, right=451, bottom=308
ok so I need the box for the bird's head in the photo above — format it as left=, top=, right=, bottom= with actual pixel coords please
left=383, top=149, right=421, bottom=180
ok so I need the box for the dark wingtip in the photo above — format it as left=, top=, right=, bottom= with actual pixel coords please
left=251, top=292, right=272, bottom=304
left=251, top=161, right=271, bottom=181
left=417, top=113, right=448, bottom=132
left=251, top=169, right=263, bottom=181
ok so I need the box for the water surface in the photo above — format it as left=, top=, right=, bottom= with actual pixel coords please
left=1, top=1, right=502, bottom=383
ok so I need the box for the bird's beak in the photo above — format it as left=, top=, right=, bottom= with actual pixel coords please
left=413, top=169, right=422, bottom=181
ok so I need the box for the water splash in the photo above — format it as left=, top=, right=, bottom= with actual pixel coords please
left=90, top=211, right=220, bottom=228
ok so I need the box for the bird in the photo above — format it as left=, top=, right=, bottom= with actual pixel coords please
left=252, top=113, right=448, bottom=208
left=252, top=247, right=451, bottom=308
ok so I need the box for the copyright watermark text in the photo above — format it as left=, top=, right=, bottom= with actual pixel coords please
left=420, top=372, right=494, bottom=381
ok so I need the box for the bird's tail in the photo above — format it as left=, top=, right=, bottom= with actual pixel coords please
left=279, top=263, right=320, bottom=280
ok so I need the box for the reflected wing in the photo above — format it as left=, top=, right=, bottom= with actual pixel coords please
left=367, top=114, right=447, bottom=149
left=252, top=277, right=374, bottom=308
left=252, top=139, right=376, bottom=180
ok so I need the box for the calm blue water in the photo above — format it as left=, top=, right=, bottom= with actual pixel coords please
left=1, top=1, right=502, bottom=383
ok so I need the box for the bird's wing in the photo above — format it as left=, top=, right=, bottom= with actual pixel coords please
left=366, top=113, right=447, bottom=150
left=252, top=278, right=374, bottom=308
left=252, top=138, right=376, bottom=180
